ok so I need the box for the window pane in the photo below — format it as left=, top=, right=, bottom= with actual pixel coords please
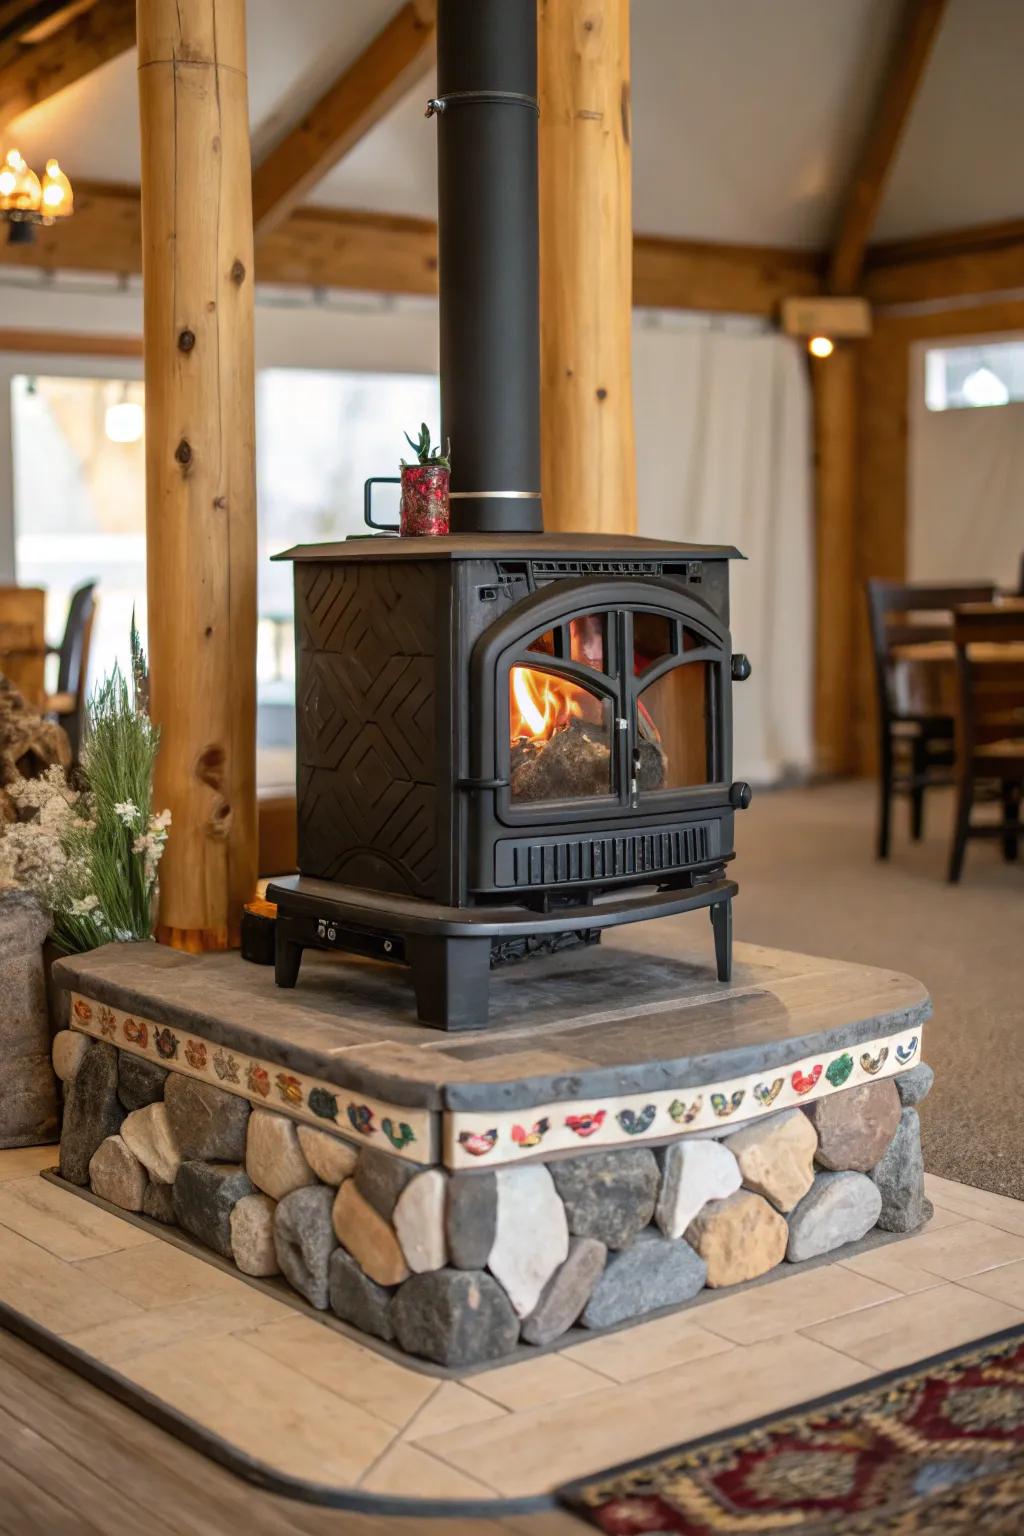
left=924, top=341, right=1024, bottom=411
left=637, top=663, right=709, bottom=790
left=528, top=628, right=557, bottom=658
left=568, top=613, right=606, bottom=672
left=509, top=664, right=613, bottom=802
left=633, top=612, right=673, bottom=673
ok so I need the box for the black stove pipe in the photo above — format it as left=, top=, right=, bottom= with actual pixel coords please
left=432, top=0, right=542, bottom=535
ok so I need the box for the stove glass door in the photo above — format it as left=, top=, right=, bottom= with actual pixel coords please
left=509, top=663, right=616, bottom=804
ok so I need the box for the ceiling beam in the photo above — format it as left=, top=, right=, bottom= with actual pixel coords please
left=251, top=1, right=436, bottom=241
left=828, top=0, right=947, bottom=293
left=0, top=0, right=135, bottom=131
left=863, top=217, right=1024, bottom=304
left=634, top=235, right=822, bottom=315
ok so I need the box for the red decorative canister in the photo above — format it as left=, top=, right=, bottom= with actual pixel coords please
left=400, top=462, right=450, bottom=536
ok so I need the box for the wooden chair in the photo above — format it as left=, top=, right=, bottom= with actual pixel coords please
left=45, top=582, right=98, bottom=761
left=948, top=605, right=1024, bottom=882
left=866, top=580, right=997, bottom=860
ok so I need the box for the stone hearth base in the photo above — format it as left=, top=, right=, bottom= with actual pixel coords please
left=51, top=931, right=933, bottom=1369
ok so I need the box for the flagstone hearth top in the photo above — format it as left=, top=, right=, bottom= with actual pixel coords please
left=54, top=924, right=930, bottom=1117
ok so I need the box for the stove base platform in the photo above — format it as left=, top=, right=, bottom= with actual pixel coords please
left=266, top=872, right=738, bottom=1030
left=51, top=929, right=933, bottom=1371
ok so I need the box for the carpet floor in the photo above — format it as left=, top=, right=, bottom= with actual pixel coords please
left=731, top=779, right=1023, bottom=1200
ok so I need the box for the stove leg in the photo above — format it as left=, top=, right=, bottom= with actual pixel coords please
left=406, top=935, right=492, bottom=1031
left=710, top=899, right=732, bottom=983
left=275, top=931, right=304, bottom=989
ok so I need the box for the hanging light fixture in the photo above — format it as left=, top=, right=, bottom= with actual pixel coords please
left=0, top=149, right=73, bottom=243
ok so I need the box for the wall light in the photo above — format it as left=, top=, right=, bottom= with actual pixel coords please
left=808, top=336, right=835, bottom=359
left=105, top=398, right=144, bottom=444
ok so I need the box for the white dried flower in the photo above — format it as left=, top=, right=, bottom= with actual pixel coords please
left=113, top=800, right=139, bottom=826
left=69, top=894, right=101, bottom=915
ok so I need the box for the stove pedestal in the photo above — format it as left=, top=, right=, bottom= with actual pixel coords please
left=267, top=872, right=739, bottom=1030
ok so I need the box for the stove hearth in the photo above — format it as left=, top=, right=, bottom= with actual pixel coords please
left=268, top=0, right=752, bottom=1029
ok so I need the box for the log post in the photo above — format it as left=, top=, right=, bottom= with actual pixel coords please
left=812, top=348, right=859, bottom=775
left=538, top=0, right=636, bottom=533
left=137, top=0, right=257, bottom=950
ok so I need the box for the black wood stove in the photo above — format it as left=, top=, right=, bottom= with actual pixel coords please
left=268, top=0, right=751, bottom=1029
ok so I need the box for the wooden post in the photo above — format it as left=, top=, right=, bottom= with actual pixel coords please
left=812, top=348, right=859, bottom=775
left=137, top=0, right=257, bottom=951
left=538, top=0, right=636, bottom=533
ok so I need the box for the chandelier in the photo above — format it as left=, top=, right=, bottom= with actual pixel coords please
left=0, top=148, right=73, bottom=244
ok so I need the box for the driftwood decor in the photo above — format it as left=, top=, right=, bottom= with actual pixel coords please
left=0, top=676, right=70, bottom=823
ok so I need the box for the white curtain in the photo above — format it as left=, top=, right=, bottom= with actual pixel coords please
left=633, top=313, right=814, bottom=784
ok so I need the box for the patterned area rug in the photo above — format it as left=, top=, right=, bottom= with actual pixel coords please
left=559, top=1325, right=1024, bottom=1534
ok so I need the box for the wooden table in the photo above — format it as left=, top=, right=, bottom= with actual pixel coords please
left=0, top=586, right=46, bottom=707
left=891, top=636, right=1024, bottom=718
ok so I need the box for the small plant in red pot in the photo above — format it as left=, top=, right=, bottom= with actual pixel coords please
left=401, top=423, right=450, bottom=536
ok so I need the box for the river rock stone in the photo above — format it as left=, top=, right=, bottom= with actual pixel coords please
left=332, top=1180, right=409, bottom=1286
left=787, top=1171, right=883, bottom=1262
left=328, top=1248, right=396, bottom=1341
left=296, top=1124, right=358, bottom=1185
left=116, top=1053, right=168, bottom=1111
left=392, top=1269, right=519, bottom=1367
left=245, top=1109, right=317, bottom=1201
left=230, top=1192, right=280, bottom=1276
left=164, top=1075, right=249, bottom=1162
left=656, top=1139, right=742, bottom=1238
left=871, top=1108, right=929, bottom=1232
left=805, top=1080, right=900, bottom=1173
left=142, top=1181, right=176, bottom=1224
left=88, top=1134, right=146, bottom=1211
left=725, top=1108, right=818, bottom=1213
left=488, top=1164, right=569, bottom=1318
left=172, top=1161, right=254, bottom=1258
left=550, top=1149, right=659, bottom=1250
left=0, top=891, right=58, bottom=1148
left=59, top=1040, right=122, bottom=1184
left=393, top=1168, right=447, bottom=1273
left=521, top=1237, right=607, bottom=1346
left=353, top=1146, right=417, bottom=1219
left=275, top=1185, right=336, bottom=1307
left=121, top=1102, right=181, bottom=1185
left=52, top=1030, right=89, bottom=1085
left=685, top=1190, right=789, bottom=1286
left=581, top=1230, right=707, bottom=1328
left=895, top=1064, right=934, bottom=1107
left=446, top=1171, right=497, bottom=1269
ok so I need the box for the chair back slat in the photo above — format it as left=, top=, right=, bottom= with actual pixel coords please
left=865, top=579, right=997, bottom=721
left=953, top=608, right=1024, bottom=754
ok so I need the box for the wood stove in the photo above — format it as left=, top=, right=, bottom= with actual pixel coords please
left=268, top=0, right=751, bottom=1029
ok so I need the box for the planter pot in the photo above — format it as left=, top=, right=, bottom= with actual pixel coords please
left=400, top=464, right=450, bottom=536
left=0, top=890, right=59, bottom=1147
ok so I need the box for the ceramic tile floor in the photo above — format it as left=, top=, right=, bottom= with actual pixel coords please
left=2, top=1148, right=1023, bottom=1501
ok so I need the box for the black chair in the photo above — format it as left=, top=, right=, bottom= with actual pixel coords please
left=948, top=605, right=1024, bottom=881
left=46, top=582, right=97, bottom=761
left=866, top=580, right=996, bottom=860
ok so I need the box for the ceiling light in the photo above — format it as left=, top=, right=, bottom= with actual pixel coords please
left=105, top=399, right=144, bottom=444
left=0, top=148, right=73, bottom=244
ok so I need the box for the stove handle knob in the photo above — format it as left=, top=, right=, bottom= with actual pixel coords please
left=730, top=781, right=753, bottom=810
left=731, top=653, right=752, bottom=682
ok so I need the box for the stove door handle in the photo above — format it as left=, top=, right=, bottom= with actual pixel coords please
left=455, top=776, right=509, bottom=791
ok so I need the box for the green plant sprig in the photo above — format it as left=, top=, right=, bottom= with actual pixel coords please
left=401, top=422, right=451, bottom=469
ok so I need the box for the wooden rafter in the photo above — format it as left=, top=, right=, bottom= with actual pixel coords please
left=251, top=1, right=436, bottom=240
left=0, top=0, right=134, bottom=130
left=828, top=0, right=947, bottom=293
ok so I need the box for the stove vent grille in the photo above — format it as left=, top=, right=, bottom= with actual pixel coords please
left=495, top=820, right=721, bottom=888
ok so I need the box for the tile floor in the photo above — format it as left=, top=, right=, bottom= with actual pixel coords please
left=1, top=1148, right=1023, bottom=1501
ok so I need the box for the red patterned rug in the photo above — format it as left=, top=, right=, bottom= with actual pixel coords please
left=558, top=1325, right=1024, bottom=1535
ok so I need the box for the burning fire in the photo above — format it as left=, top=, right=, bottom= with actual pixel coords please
left=510, top=665, right=598, bottom=744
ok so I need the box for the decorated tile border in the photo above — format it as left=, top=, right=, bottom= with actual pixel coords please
left=69, top=993, right=437, bottom=1166
left=442, top=1025, right=924, bottom=1170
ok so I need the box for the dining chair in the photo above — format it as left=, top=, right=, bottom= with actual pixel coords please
left=45, top=582, right=98, bottom=761
left=948, top=605, right=1024, bottom=882
left=865, top=580, right=997, bottom=860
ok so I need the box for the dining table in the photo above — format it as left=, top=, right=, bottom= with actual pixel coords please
left=890, top=598, right=1024, bottom=717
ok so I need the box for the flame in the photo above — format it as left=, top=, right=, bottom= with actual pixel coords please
left=510, top=665, right=598, bottom=744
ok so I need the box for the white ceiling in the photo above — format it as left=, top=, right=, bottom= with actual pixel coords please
left=5, top=0, right=1022, bottom=251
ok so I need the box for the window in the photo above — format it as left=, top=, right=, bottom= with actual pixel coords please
left=924, top=341, right=1024, bottom=411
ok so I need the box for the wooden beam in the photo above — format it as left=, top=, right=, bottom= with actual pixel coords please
left=138, top=0, right=257, bottom=951
left=863, top=217, right=1024, bottom=304
left=251, top=2, right=435, bottom=240
left=634, top=235, right=821, bottom=316
left=0, top=178, right=830, bottom=314
left=0, top=326, right=141, bottom=354
left=828, top=0, right=947, bottom=293
left=539, top=0, right=636, bottom=534
left=0, top=0, right=134, bottom=130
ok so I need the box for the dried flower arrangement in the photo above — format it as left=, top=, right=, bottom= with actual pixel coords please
left=0, top=621, right=170, bottom=953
